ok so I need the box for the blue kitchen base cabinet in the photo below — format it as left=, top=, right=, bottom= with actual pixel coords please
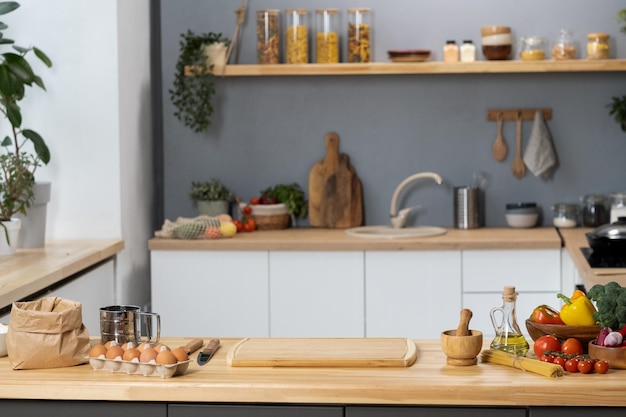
left=168, top=404, right=343, bottom=417
left=0, top=400, right=166, bottom=417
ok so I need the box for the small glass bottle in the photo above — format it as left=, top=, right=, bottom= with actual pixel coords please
left=587, top=33, right=610, bottom=59
left=315, top=8, right=340, bottom=64
left=443, top=40, right=458, bottom=62
left=610, top=192, right=626, bottom=223
left=552, top=203, right=579, bottom=228
left=257, top=9, right=280, bottom=64
left=347, top=7, right=371, bottom=63
left=460, top=40, right=476, bottom=62
left=490, top=286, right=529, bottom=355
left=285, top=8, right=309, bottom=64
left=581, top=194, right=609, bottom=227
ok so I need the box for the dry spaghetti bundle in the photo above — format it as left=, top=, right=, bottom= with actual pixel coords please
left=481, top=349, right=564, bottom=378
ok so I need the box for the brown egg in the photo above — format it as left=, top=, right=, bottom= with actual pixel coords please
left=120, top=341, right=136, bottom=351
left=104, top=340, right=118, bottom=350
left=156, top=350, right=177, bottom=365
left=155, top=343, right=171, bottom=352
left=171, top=347, right=189, bottom=362
left=137, top=342, right=154, bottom=352
left=105, top=345, right=124, bottom=360
left=139, top=347, right=158, bottom=363
left=89, top=344, right=107, bottom=358
left=122, top=347, right=141, bottom=361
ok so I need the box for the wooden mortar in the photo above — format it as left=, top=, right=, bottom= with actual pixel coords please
left=440, top=309, right=483, bottom=366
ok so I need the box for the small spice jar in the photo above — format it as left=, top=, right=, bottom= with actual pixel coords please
left=460, top=40, right=476, bottom=62
left=519, top=36, right=547, bottom=60
left=347, top=7, right=371, bottom=63
left=587, top=32, right=610, bottom=59
left=315, top=8, right=340, bottom=64
left=443, top=40, right=459, bottom=62
left=610, top=192, right=626, bottom=223
left=552, top=203, right=579, bottom=228
left=285, top=8, right=309, bottom=64
left=257, top=9, right=280, bottom=64
left=581, top=194, right=608, bottom=227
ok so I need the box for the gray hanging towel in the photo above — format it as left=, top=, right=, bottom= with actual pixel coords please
left=523, top=110, right=558, bottom=179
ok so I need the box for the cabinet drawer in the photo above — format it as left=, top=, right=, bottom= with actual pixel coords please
left=170, top=404, right=343, bottom=417
left=463, top=249, right=560, bottom=292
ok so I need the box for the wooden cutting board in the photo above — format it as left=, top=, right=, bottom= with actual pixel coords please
left=226, top=338, right=418, bottom=367
left=308, top=132, right=363, bottom=228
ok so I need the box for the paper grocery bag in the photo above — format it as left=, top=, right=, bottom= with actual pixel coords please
left=6, top=297, right=91, bottom=369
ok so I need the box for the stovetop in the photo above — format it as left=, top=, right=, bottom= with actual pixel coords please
left=581, top=247, right=626, bottom=268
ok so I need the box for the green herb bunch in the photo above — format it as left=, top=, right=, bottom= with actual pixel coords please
left=260, top=183, right=308, bottom=219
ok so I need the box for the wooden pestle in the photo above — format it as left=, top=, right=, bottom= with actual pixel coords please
left=455, top=309, right=473, bottom=336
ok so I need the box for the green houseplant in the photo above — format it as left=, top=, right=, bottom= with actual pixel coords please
left=169, top=30, right=229, bottom=133
left=0, top=1, right=52, bottom=254
left=608, top=95, right=626, bottom=132
left=189, top=179, right=234, bottom=216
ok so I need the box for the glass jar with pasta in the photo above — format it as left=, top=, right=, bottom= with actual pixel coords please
left=285, top=8, right=309, bottom=64
left=347, top=7, right=371, bottom=63
left=587, top=32, right=610, bottom=59
left=257, top=9, right=280, bottom=64
left=315, top=8, right=339, bottom=64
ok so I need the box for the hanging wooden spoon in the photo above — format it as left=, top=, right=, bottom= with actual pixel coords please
left=511, top=112, right=526, bottom=179
left=492, top=113, right=507, bottom=161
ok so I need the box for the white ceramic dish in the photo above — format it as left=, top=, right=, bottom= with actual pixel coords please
left=505, top=213, right=538, bottom=228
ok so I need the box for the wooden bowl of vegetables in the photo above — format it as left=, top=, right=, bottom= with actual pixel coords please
left=525, top=319, right=601, bottom=344
left=588, top=341, right=626, bottom=369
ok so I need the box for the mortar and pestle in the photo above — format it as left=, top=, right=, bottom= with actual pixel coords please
left=440, top=308, right=483, bottom=366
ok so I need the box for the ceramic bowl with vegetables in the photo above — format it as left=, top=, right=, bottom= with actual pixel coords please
left=586, top=281, right=626, bottom=368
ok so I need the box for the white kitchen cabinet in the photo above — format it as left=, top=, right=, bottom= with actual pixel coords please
left=365, top=251, right=462, bottom=339
left=151, top=250, right=269, bottom=338
left=462, top=249, right=561, bottom=338
left=269, top=251, right=364, bottom=337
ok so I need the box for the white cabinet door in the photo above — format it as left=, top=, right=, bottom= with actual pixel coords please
left=365, top=251, right=462, bottom=339
left=151, top=250, right=269, bottom=338
left=269, top=251, right=364, bottom=337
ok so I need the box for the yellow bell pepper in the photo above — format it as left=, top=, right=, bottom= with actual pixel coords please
left=557, top=290, right=597, bottom=326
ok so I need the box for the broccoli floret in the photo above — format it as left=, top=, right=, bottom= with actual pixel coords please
left=616, top=305, right=626, bottom=329
left=594, top=296, right=619, bottom=328
left=587, top=284, right=606, bottom=302
left=589, top=282, right=626, bottom=328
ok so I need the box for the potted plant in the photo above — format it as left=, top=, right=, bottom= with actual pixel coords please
left=608, top=95, right=626, bottom=133
left=189, top=179, right=234, bottom=217
left=169, top=30, right=230, bottom=133
left=241, top=183, right=308, bottom=230
left=0, top=1, right=52, bottom=255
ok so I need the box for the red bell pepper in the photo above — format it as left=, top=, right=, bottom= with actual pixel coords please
left=530, top=304, right=565, bottom=325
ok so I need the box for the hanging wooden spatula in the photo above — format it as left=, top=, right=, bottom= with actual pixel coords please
left=511, top=112, right=526, bottom=179
left=492, top=113, right=507, bottom=161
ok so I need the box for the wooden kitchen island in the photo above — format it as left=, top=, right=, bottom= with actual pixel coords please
left=1, top=338, right=625, bottom=416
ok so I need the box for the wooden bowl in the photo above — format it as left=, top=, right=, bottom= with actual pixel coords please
left=588, top=341, right=626, bottom=369
left=525, top=319, right=601, bottom=345
left=440, top=330, right=483, bottom=366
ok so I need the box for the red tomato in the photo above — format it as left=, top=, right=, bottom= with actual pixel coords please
left=250, top=197, right=260, bottom=205
left=242, top=205, right=252, bottom=215
left=594, top=360, right=609, bottom=374
left=553, top=356, right=566, bottom=369
left=533, top=335, right=561, bottom=357
left=577, top=359, right=593, bottom=374
left=233, top=219, right=244, bottom=233
left=243, top=218, right=256, bottom=232
left=561, top=338, right=584, bottom=356
left=540, top=353, right=554, bottom=363
left=564, top=358, right=579, bottom=373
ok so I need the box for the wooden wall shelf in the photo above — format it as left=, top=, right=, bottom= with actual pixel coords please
left=187, top=59, right=626, bottom=77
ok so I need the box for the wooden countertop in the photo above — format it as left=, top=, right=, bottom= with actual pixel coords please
left=559, top=228, right=626, bottom=288
left=149, top=227, right=562, bottom=251
left=0, top=240, right=125, bottom=310
left=2, top=337, right=626, bottom=406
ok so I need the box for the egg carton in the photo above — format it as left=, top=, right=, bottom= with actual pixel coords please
left=87, top=356, right=191, bottom=378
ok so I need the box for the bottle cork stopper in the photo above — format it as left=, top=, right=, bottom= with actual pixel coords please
left=503, top=286, right=517, bottom=302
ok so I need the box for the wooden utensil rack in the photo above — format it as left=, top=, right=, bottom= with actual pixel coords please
left=487, top=108, right=552, bottom=121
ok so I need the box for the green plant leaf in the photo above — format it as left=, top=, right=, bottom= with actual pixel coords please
left=4, top=52, right=36, bottom=85
left=0, top=64, right=14, bottom=96
left=1, top=135, right=10, bottom=146
left=33, top=47, right=52, bottom=67
left=0, top=2, right=19, bottom=16
left=22, top=129, right=50, bottom=164
left=5, top=100, right=20, bottom=127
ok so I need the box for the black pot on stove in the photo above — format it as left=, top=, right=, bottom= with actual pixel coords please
left=586, top=217, right=626, bottom=255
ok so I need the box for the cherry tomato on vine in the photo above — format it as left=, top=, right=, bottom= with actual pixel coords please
left=533, top=335, right=561, bottom=357
left=594, top=360, right=609, bottom=374
left=233, top=219, right=244, bottom=233
left=540, top=353, right=554, bottom=363
left=552, top=356, right=566, bottom=369
left=243, top=205, right=252, bottom=215
left=250, top=197, right=260, bottom=205
left=243, top=218, right=256, bottom=232
left=577, top=359, right=594, bottom=374
left=564, top=358, right=579, bottom=373
left=561, top=338, right=584, bottom=356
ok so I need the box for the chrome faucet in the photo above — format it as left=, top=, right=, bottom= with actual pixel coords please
left=390, top=172, right=443, bottom=228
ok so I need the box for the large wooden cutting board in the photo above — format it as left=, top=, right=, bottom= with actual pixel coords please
left=226, top=338, right=417, bottom=367
left=308, top=132, right=363, bottom=228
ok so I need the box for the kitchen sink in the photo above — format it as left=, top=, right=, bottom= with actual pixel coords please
left=345, top=225, right=447, bottom=239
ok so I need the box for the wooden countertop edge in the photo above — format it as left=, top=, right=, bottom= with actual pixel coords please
left=148, top=228, right=563, bottom=251
left=0, top=239, right=124, bottom=310
left=2, top=338, right=626, bottom=406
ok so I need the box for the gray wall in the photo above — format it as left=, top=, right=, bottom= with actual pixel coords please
left=159, top=0, right=626, bottom=228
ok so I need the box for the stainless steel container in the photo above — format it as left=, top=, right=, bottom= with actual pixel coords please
left=454, top=186, right=483, bottom=229
left=99, top=305, right=160, bottom=345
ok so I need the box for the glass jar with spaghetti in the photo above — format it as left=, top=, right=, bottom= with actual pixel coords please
left=285, top=8, right=309, bottom=64
left=347, top=7, right=371, bottom=63
left=315, top=8, right=340, bottom=64
left=257, top=9, right=280, bottom=64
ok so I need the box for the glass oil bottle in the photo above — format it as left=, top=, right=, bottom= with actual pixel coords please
left=490, top=286, right=529, bottom=355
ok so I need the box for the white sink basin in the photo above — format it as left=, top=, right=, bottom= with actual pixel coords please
left=345, top=226, right=447, bottom=239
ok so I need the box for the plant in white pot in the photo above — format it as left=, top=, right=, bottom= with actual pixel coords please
left=0, top=1, right=52, bottom=255
left=189, top=179, right=234, bottom=217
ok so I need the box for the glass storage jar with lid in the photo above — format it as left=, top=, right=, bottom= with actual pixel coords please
left=610, top=192, right=626, bottom=223
left=315, top=8, right=339, bottom=63
left=552, top=203, right=579, bottom=228
left=519, top=36, right=547, bottom=60
left=257, top=9, right=281, bottom=64
left=581, top=194, right=608, bottom=227
left=347, top=7, right=371, bottom=63
left=587, top=32, right=610, bottom=59
left=552, top=29, right=576, bottom=60
left=285, top=8, right=309, bottom=64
